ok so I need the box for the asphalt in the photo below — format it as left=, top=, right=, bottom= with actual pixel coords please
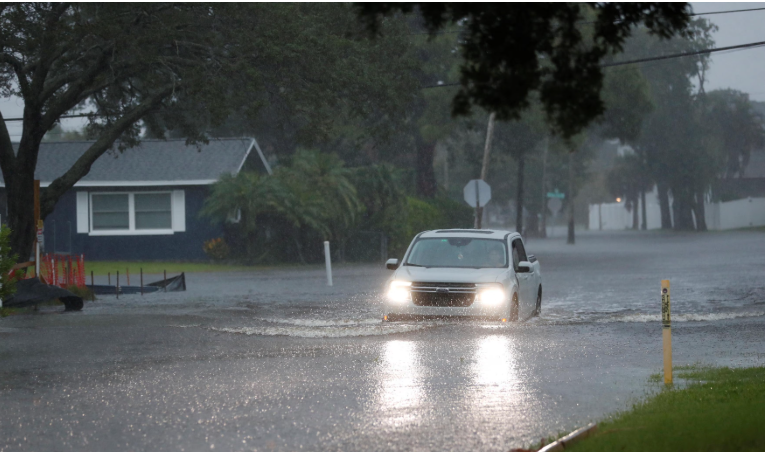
left=1, top=230, right=764, bottom=451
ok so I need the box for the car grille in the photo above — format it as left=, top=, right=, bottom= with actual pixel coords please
left=410, top=282, right=476, bottom=307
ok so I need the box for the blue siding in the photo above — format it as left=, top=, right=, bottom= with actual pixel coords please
left=43, top=186, right=222, bottom=261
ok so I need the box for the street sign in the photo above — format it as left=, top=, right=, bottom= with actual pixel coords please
left=547, top=197, right=563, bottom=216
left=546, top=189, right=565, bottom=199
left=463, top=179, right=491, bottom=208
left=36, top=220, right=44, bottom=251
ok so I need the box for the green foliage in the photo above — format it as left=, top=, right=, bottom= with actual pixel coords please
left=703, top=89, right=765, bottom=179
left=388, top=196, right=473, bottom=257
left=0, top=224, right=18, bottom=302
left=359, top=3, right=691, bottom=138
left=202, top=150, right=363, bottom=262
left=568, top=366, right=765, bottom=452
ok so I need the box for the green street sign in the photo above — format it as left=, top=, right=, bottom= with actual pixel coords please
left=546, top=189, right=565, bottom=199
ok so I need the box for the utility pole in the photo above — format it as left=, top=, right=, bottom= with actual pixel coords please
left=475, top=112, right=496, bottom=229
left=567, top=152, right=575, bottom=245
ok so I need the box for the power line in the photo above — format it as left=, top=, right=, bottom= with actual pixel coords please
left=423, top=39, right=765, bottom=88
left=601, top=39, right=765, bottom=68
left=691, top=6, right=765, bottom=17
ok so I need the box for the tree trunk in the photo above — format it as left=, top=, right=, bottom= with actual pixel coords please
left=292, top=233, right=307, bottom=264
left=525, top=208, right=540, bottom=237
left=539, top=137, right=548, bottom=238
left=631, top=197, right=639, bottom=230
left=640, top=190, right=647, bottom=230
left=416, top=141, right=437, bottom=198
left=657, top=182, right=672, bottom=229
left=515, top=153, right=525, bottom=234
left=5, top=172, right=37, bottom=261
left=672, top=192, right=695, bottom=230
left=567, top=152, right=575, bottom=245
left=693, top=190, right=707, bottom=231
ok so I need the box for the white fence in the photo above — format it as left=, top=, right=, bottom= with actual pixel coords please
left=588, top=201, right=662, bottom=230
left=705, top=197, right=765, bottom=230
left=589, top=196, right=765, bottom=231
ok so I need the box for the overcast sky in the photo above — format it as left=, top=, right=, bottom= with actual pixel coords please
left=691, top=2, right=765, bottom=100
left=2, top=3, right=765, bottom=140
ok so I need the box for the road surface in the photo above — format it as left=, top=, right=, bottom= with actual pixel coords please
left=2, top=230, right=764, bottom=451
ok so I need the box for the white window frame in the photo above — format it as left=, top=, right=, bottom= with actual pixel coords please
left=88, top=191, right=179, bottom=236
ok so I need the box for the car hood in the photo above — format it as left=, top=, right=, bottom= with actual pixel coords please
left=395, top=266, right=509, bottom=284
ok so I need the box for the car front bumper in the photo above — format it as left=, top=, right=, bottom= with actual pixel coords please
left=383, top=300, right=510, bottom=320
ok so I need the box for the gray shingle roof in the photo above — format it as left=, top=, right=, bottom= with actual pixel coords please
left=2, top=138, right=254, bottom=187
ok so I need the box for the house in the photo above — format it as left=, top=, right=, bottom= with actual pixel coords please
left=0, top=138, right=270, bottom=260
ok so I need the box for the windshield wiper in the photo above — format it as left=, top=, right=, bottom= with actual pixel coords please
left=404, top=263, right=427, bottom=267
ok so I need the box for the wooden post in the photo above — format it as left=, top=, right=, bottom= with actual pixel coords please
left=662, top=280, right=672, bottom=384
left=108, top=272, right=111, bottom=286
left=91, top=270, right=94, bottom=287
left=140, top=268, right=144, bottom=296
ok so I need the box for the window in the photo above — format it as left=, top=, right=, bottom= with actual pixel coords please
left=405, top=238, right=508, bottom=268
left=92, top=194, right=129, bottom=230
left=512, top=239, right=528, bottom=270
left=135, top=193, right=172, bottom=229
left=84, top=191, right=184, bottom=235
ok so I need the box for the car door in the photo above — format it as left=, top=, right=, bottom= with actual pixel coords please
left=511, top=238, right=534, bottom=317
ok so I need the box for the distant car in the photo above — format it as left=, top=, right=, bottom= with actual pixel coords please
left=383, top=229, right=542, bottom=322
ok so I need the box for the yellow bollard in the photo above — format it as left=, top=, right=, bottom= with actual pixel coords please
left=662, top=280, right=672, bottom=384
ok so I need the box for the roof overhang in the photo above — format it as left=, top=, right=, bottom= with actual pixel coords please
left=0, top=179, right=218, bottom=188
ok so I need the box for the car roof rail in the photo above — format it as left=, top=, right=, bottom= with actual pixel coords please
left=435, top=229, right=494, bottom=234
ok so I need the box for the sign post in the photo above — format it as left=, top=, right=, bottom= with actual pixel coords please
left=35, top=220, right=44, bottom=278
left=662, top=280, right=672, bottom=384
left=463, top=179, right=491, bottom=229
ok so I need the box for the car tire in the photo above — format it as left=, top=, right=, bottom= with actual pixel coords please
left=510, top=293, right=519, bottom=322
left=533, top=287, right=542, bottom=317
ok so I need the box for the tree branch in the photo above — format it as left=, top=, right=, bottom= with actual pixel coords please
left=0, top=53, right=31, bottom=98
left=40, top=88, right=173, bottom=218
left=0, top=110, right=17, bottom=175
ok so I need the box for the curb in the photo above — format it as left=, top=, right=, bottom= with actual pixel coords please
left=537, top=423, right=598, bottom=452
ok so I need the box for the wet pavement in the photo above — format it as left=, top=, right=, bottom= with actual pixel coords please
left=2, top=230, right=765, bottom=451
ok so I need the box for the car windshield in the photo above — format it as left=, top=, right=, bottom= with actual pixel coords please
left=405, top=237, right=508, bottom=268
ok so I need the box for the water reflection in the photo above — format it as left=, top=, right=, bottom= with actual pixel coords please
left=377, top=340, right=423, bottom=426
left=471, top=335, right=520, bottom=412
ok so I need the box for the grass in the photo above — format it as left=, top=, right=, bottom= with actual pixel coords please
left=568, top=365, right=765, bottom=452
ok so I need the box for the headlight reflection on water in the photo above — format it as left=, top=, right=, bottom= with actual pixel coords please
left=377, top=340, right=423, bottom=426
left=472, top=335, right=520, bottom=410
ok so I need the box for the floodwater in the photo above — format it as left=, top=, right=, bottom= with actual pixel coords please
left=2, top=230, right=765, bottom=451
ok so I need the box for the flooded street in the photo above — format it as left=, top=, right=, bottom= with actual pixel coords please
left=2, top=231, right=765, bottom=451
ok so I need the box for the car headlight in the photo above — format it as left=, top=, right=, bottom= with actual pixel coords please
left=387, top=280, right=412, bottom=303
left=477, top=284, right=505, bottom=304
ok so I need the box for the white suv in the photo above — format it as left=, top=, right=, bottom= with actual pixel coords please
left=383, top=229, right=542, bottom=322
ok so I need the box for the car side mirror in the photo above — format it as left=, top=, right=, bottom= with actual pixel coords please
left=386, top=258, right=400, bottom=270
left=516, top=261, right=532, bottom=273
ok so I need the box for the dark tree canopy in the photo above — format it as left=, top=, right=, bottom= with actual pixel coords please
left=357, top=3, right=691, bottom=138
left=0, top=3, right=418, bottom=258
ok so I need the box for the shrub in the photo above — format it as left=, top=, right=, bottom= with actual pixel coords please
left=66, top=285, right=95, bottom=302
left=203, top=237, right=230, bottom=261
left=0, top=224, right=18, bottom=303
